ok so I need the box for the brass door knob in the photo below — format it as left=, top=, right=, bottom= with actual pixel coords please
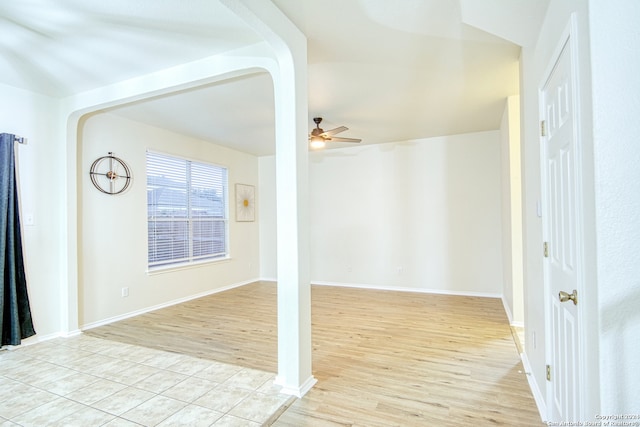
left=559, top=289, right=578, bottom=305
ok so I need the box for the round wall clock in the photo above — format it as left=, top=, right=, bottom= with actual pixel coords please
left=89, top=152, right=132, bottom=195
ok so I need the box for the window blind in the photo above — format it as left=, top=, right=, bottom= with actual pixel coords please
left=147, top=151, right=228, bottom=268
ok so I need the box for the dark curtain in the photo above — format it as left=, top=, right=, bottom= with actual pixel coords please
left=1, top=133, right=35, bottom=346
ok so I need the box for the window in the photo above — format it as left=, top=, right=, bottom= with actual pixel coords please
left=147, top=151, right=228, bottom=269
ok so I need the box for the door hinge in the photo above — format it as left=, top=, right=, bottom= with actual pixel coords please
left=543, top=241, right=549, bottom=258
left=540, top=120, right=546, bottom=137
left=546, top=364, right=551, bottom=381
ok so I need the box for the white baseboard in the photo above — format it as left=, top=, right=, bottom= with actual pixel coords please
left=521, top=351, right=547, bottom=421
left=502, top=296, right=514, bottom=324
left=0, top=328, right=88, bottom=350
left=311, top=280, right=502, bottom=299
left=275, top=375, right=317, bottom=398
left=63, top=329, right=83, bottom=338
left=81, top=279, right=259, bottom=331
left=501, top=296, right=525, bottom=328
left=2, top=331, right=63, bottom=349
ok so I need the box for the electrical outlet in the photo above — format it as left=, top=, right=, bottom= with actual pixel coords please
left=24, top=213, right=35, bottom=226
left=397, top=266, right=403, bottom=275
left=121, top=287, right=129, bottom=297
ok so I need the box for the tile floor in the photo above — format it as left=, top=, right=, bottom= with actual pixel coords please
left=0, top=335, right=293, bottom=426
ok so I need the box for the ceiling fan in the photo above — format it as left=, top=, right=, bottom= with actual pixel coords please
left=309, top=117, right=361, bottom=149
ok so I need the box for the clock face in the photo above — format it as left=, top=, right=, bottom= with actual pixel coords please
left=235, top=184, right=255, bottom=221
left=90, top=154, right=132, bottom=195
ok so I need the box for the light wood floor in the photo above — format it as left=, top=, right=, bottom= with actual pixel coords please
left=86, top=282, right=543, bottom=426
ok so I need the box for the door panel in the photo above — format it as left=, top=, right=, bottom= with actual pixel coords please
left=542, top=39, right=581, bottom=421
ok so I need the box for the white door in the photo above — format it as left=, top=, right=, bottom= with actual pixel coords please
left=541, top=38, right=582, bottom=421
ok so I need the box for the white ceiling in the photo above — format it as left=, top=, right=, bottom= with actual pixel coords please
left=0, top=0, right=548, bottom=156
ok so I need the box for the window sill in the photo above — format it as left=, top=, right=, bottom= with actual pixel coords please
left=146, top=256, right=231, bottom=275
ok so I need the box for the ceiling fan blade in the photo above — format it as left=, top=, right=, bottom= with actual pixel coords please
left=328, top=137, right=361, bottom=143
left=321, top=126, right=348, bottom=137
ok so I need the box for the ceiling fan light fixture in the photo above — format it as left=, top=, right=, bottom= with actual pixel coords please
left=308, top=117, right=360, bottom=149
left=309, top=136, right=326, bottom=149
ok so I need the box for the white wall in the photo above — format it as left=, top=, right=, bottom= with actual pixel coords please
left=590, top=0, right=640, bottom=414
left=258, top=155, right=277, bottom=280
left=79, top=113, right=260, bottom=327
left=0, top=84, right=64, bottom=340
left=500, top=95, right=524, bottom=325
left=500, top=104, right=514, bottom=317
left=261, top=131, right=504, bottom=296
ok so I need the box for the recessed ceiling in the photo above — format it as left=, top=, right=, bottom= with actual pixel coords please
left=273, top=0, right=522, bottom=147
left=0, top=0, right=260, bottom=96
left=108, top=72, right=276, bottom=157
left=0, top=1, right=548, bottom=156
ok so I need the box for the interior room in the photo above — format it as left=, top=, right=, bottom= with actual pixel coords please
left=1, top=0, right=639, bottom=425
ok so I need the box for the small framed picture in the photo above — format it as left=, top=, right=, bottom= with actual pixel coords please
left=235, top=184, right=255, bottom=222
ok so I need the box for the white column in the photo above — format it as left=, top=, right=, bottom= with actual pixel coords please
left=221, top=0, right=315, bottom=396
left=272, top=60, right=315, bottom=396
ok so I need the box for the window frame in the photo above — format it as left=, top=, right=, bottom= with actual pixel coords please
left=146, top=150, right=229, bottom=271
